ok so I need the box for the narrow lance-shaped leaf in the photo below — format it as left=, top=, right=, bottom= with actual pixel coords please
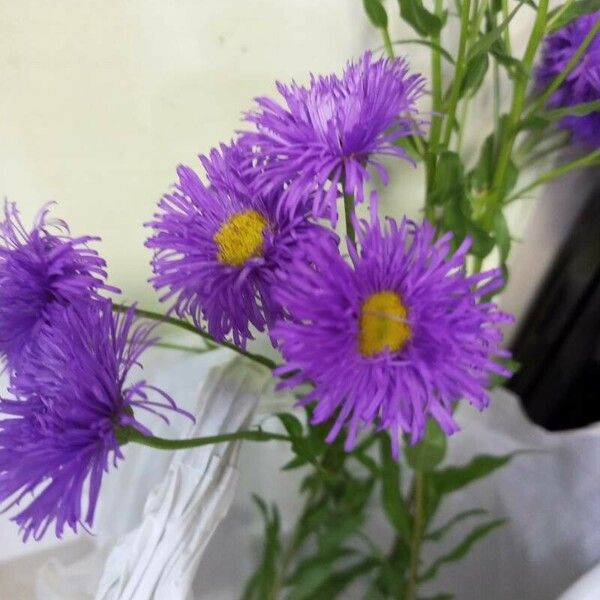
left=460, top=53, right=490, bottom=98
left=467, top=0, right=527, bottom=61
left=425, top=508, right=488, bottom=541
left=430, top=452, right=521, bottom=496
left=241, top=496, right=282, bottom=600
left=363, top=0, right=388, bottom=28
left=547, top=0, right=600, bottom=32
left=542, top=99, right=600, bottom=120
left=419, top=519, right=507, bottom=582
left=393, top=39, right=455, bottom=64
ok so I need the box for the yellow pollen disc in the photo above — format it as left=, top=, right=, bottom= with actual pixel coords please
left=214, top=209, right=268, bottom=267
left=359, top=291, right=411, bottom=357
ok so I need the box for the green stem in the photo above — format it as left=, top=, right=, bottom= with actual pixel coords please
left=153, top=341, right=216, bottom=354
left=546, top=0, right=576, bottom=32
left=344, top=193, right=356, bottom=246
left=527, top=18, right=600, bottom=117
left=501, top=0, right=512, bottom=55
left=507, top=148, right=600, bottom=203
left=407, top=471, right=425, bottom=600
left=521, top=138, right=569, bottom=168
left=472, top=255, right=484, bottom=275
left=381, top=26, right=394, bottom=58
left=113, top=304, right=277, bottom=370
left=425, top=0, right=444, bottom=217
left=441, top=0, right=472, bottom=147
left=484, top=0, right=549, bottom=227
left=124, top=427, right=291, bottom=450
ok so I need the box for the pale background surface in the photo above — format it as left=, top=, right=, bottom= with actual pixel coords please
left=0, top=0, right=597, bottom=596
left=0, top=0, right=580, bottom=326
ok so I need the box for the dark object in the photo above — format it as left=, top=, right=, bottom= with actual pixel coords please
left=509, top=186, right=600, bottom=430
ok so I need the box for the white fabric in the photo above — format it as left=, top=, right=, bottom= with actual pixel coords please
left=0, top=350, right=597, bottom=599
left=33, top=353, right=283, bottom=600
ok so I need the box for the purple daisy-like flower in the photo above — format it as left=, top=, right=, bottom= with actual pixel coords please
left=536, top=12, right=600, bottom=148
left=0, top=301, right=188, bottom=541
left=146, top=142, right=335, bottom=347
left=241, top=51, right=426, bottom=224
left=0, top=202, right=116, bottom=370
left=272, top=210, right=513, bottom=457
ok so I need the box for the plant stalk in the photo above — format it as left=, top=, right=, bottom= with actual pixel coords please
left=407, top=471, right=425, bottom=600
left=441, top=0, right=473, bottom=147
left=113, top=304, right=277, bottom=370
left=484, top=0, right=550, bottom=227
left=425, top=0, right=445, bottom=218
left=344, top=193, right=356, bottom=246
left=124, top=427, right=291, bottom=450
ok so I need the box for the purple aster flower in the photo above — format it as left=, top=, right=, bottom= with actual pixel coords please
left=272, top=209, right=513, bottom=457
left=0, top=301, right=189, bottom=541
left=146, top=142, right=335, bottom=347
left=240, top=51, right=426, bottom=224
left=0, top=201, right=117, bottom=370
left=536, top=12, right=600, bottom=148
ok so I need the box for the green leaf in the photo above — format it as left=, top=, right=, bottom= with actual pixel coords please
left=542, top=99, right=600, bottom=120
left=547, top=0, right=600, bottom=32
left=282, top=455, right=310, bottom=470
left=286, top=548, right=357, bottom=600
left=494, top=212, right=511, bottom=262
left=460, top=53, right=489, bottom=98
left=419, top=519, right=506, bottom=582
left=467, top=220, right=495, bottom=259
left=425, top=508, right=488, bottom=541
left=397, top=0, right=443, bottom=36
left=469, top=133, right=495, bottom=192
left=499, top=159, right=519, bottom=198
left=318, top=513, right=364, bottom=554
left=276, top=412, right=304, bottom=438
left=393, top=39, right=455, bottom=64
left=430, top=453, right=519, bottom=496
left=379, top=436, right=412, bottom=539
left=241, top=496, right=281, bottom=600
left=363, top=0, right=388, bottom=28
left=431, top=151, right=466, bottom=206
left=490, top=39, right=527, bottom=78
left=310, top=558, right=379, bottom=599
left=404, top=420, right=447, bottom=472
left=467, top=1, right=526, bottom=61
left=516, top=114, right=551, bottom=132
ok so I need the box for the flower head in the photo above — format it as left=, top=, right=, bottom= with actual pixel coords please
left=272, top=211, right=513, bottom=457
left=146, top=142, right=335, bottom=347
left=0, top=301, right=188, bottom=540
left=241, top=51, right=426, bottom=223
left=0, top=202, right=116, bottom=370
left=536, top=12, right=600, bottom=148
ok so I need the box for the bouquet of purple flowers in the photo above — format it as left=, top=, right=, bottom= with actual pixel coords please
left=1, top=1, right=599, bottom=598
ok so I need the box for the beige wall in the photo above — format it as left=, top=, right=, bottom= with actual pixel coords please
left=0, top=1, right=581, bottom=334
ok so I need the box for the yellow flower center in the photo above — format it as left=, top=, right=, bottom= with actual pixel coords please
left=359, top=291, right=411, bottom=357
left=214, top=210, right=268, bottom=267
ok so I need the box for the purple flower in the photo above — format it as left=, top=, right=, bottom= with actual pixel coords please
left=0, top=202, right=116, bottom=370
left=241, top=51, right=426, bottom=224
left=146, top=142, right=335, bottom=347
left=272, top=210, right=513, bottom=457
left=0, top=301, right=188, bottom=541
left=536, top=12, right=600, bottom=148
